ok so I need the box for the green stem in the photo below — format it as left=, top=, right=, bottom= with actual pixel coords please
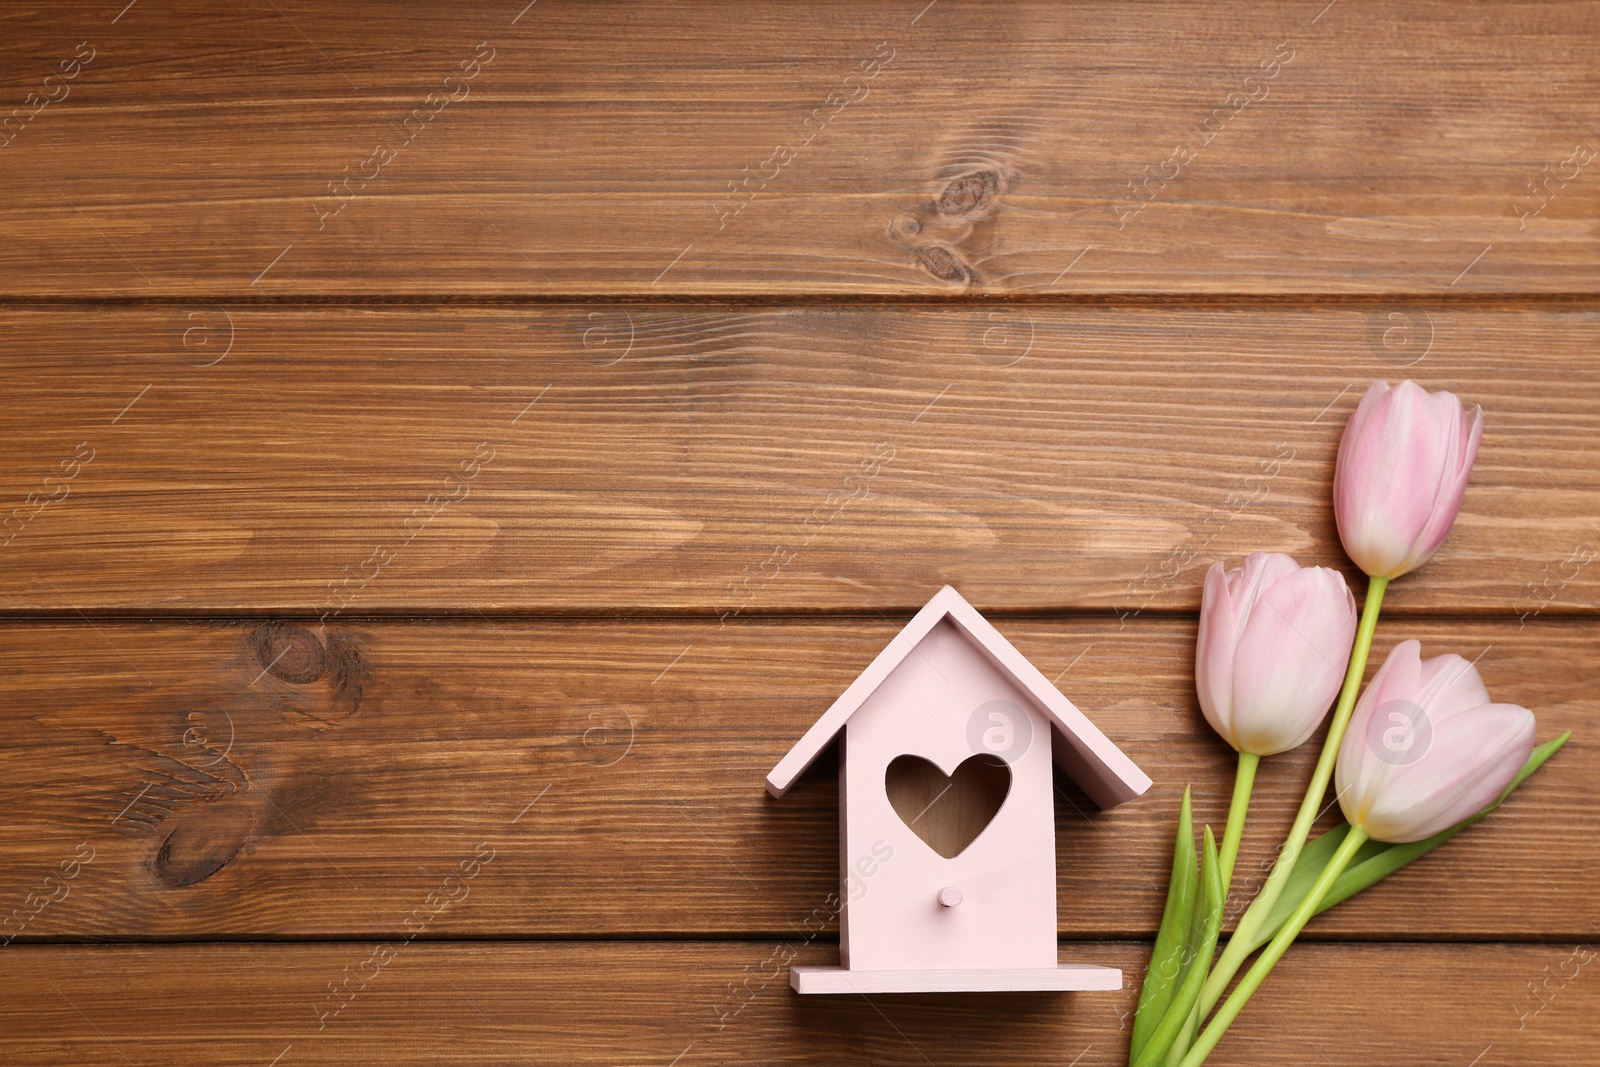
left=1161, top=753, right=1257, bottom=1066
left=1198, top=575, right=1387, bottom=1017
left=1163, top=1011, right=1199, bottom=1067
left=1217, top=751, right=1258, bottom=893
left=1179, top=827, right=1370, bottom=1067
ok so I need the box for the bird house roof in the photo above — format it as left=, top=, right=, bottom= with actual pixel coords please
left=766, top=586, right=1152, bottom=808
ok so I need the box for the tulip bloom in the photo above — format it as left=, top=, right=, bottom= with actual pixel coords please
left=1334, top=380, right=1483, bottom=580
left=1199, top=381, right=1486, bottom=1035
left=1182, top=637, right=1546, bottom=1067
left=1155, top=552, right=1360, bottom=1065
left=1336, top=639, right=1536, bottom=843
left=1195, top=553, right=1358, bottom=757
left=1161, top=384, right=1561, bottom=1067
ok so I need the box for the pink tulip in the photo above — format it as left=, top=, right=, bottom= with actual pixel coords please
left=1334, top=380, right=1484, bottom=579
left=1336, top=640, right=1535, bottom=843
left=1196, top=552, right=1359, bottom=756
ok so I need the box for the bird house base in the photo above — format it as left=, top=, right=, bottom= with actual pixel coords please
left=790, top=964, right=1122, bottom=994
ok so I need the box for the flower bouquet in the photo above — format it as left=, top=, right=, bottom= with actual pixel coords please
left=1128, top=381, right=1572, bottom=1067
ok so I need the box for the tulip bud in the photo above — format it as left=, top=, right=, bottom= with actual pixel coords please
left=1336, top=640, right=1536, bottom=843
left=1334, top=380, right=1483, bottom=579
left=1195, top=552, right=1358, bottom=756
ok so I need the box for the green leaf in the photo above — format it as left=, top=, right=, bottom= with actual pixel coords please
left=1130, top=787, right=1197, bottom=1064
left=1244, top=824, right=1384, bottom=952
left=1245, top=731, right=1571, bottom=953
left=1132, top=825, right=1224, bottom=1067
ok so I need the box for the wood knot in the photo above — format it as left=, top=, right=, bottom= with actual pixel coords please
left=915, top=245, right=976, bottom=285
left=245, top=622, right=365, bottom=724
left=250, top=623, right=327, bottom=684
left=935, top=169, right=1001, bottom=217
left=889, top=163, right=1011, bottom=288
left=151, top=797, right=255, bottom=887
left=889, top=213, right=922, bottom=238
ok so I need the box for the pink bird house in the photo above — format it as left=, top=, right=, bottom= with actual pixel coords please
left=767, top=586, right=1152, bottom=994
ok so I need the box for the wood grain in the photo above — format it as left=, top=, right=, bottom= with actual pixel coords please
left=2, top=941, right=1594, bottom=1065
left=2, top=2, right=1595, bottom=1061
left=1, top=305, right=1596, bottom=615
left=0, top=617, right=1588, bottom=942
left=1, top=1, right=1597, bottom=297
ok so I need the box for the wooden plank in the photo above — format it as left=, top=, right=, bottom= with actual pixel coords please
left=1, top=1, right=1597, bottom=297
left=1, top=941, right=1594, bottom=1064
left=0, top=617, right=1588, bottom=942
left=1, top=305, right=1596, bottom=615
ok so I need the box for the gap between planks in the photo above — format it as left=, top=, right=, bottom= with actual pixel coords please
left=0, top=609, right=1591, bottom=624
left=0, top=935, right=1589, bottom=946
left=2, top=292, right=1600, bottom=309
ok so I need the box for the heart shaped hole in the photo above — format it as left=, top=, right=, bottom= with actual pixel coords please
left=885, top=753, right=1011, bottom=859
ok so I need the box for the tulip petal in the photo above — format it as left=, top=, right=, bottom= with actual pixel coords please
left=1249, top=731, right=1571, bottom=953
left=1228, top=567, right=1356, bottom=755
left=1413, top=652, right=1492, bottom=723
left=1352, top=384, right=1451, bottom=574
left=1334, top=380, right=1480, bottom=579
left=1226, top=553, right=1303, bottom=646
left=1396, top=401, right=1483, bottom=577
left=1195, top=553, right=1322, bottom=754
left=1335, top=383, right=1403, bottom=576
left=1335, top=380, right=1384, bottom=457
left=1336, top=640, right=1424, bottom=827
left=1358, top=702, right=1536, bottom=843
left=1195, top=562, right=1242, bottom=750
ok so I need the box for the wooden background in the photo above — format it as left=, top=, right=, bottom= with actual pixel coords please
left=1, top=1, right=1596, bottom=1063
